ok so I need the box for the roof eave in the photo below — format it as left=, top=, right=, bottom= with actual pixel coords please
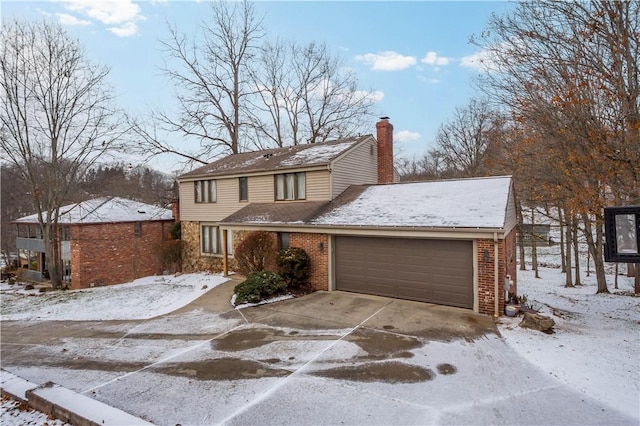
left=178, top=164, right=331, bottom=181
left=220, top=221, right=507, bottom=235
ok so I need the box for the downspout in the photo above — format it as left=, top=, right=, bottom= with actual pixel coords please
left=222, top=229, right=229, bottom=277
left=494, top=232, right=499, bottom=317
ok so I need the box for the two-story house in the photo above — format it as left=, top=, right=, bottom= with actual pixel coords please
left=178, top=119, right=517, bottom=316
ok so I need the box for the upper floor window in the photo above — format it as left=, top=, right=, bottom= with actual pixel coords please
left=239, top=177, right=248, bottom=202
left=195, top=179, right=216, bottom=203
left=275, top=172, right=306, bottom=201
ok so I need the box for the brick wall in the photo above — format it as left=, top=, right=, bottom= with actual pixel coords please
left=476, top=238, right=507, bottom=316
left=376, top=119, right=394, bottom=184
left=69, top=220, right=171, bottom=289
left=290, top=233, right=329, bottom=290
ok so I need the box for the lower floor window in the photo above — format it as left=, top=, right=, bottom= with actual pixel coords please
left=201, top=224, right=233, bottom=256
left=278, top=232, right=290, bottom=250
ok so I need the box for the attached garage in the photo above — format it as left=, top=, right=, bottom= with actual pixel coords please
left=335, top=236, right=473, bottom=309
left=221, top=176, right=518, bottom=316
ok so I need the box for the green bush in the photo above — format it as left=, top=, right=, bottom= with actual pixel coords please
left=234, top=231, right=276, bottom=276
left=234, top=271, right=286, bottom=305
left=276, top=247, right=310, bottom=288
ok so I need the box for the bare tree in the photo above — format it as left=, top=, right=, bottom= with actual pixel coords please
left=134, top=1, right=377, bottom=167
left=433, top=99, right=504, bottom=177
left=475, top=0, right=640, bottom=293
left=250, top=41, right=377, bottom=147
left=132, top=0, right=264, bottom=165
left=0, top=20, right=123, bottom=289
left=1, top=163, right=31, bottom=266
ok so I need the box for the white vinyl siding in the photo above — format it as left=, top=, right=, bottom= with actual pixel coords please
left=331, top=137, right=378, bottom=198
left=504, top=185, right=518, bottom=235
left=303, top=170, right=330, bottom=201
left=179, top=169, right=331, bottom=222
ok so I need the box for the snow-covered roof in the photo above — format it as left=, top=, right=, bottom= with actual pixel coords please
left=15, top=197, right=173, bottom=225
left=179, top=136, right=370, bottom=179
left=312, top=176, right=513, bottom=229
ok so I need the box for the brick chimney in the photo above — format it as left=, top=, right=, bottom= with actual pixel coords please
left=171, top=199, right=180, bottom=222
left=376, top=117, right=394, bottom=184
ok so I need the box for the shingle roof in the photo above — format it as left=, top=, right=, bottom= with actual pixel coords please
left=222, top=201, right=329, bottom=225
left=14, top=197, right=173, bottom=225
left=311, top=176, right=512, bottom=229
left=179, top=135, right=371, bottom=179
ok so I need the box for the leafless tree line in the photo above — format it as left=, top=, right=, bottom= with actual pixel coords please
left=130, top=1, right=377, bottom=167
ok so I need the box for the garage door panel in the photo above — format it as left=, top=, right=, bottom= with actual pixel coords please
left=335, top=236, right=473, bottom=309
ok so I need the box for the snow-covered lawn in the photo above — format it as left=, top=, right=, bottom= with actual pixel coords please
left=0, top=273, right=229, bottom=321
left=498, top=266, right=639, bottom=420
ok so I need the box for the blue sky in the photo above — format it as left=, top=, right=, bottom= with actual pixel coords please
left=1, top=1, right=513, bottom=172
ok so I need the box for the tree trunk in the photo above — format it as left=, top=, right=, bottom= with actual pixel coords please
left=614, top=263, right=619, bottom=289
left=531, top=209, right=539, bottom=278
left=517, top=201, right=527, bottom=270
left=559, top=207, right=566, bottom=273
left=572, top=216, right=581, bottom=286
left=582, top=213, right=608, bottom=293
left=565, top=216, right=573, bottom=287
left=627, top=263, right=636, bottom=278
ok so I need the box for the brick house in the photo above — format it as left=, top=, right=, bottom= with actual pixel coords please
left=178, top=118, right=517, bottom=316
left=14, top=197, right=174, bottom=289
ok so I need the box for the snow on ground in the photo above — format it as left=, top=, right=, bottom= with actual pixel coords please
left=498, top=265, right=640, bottom=420
left=1, top=396, right=69, bottom=425
left=0, top=273, right=229, bottom=321
left=1, top=250, right=639, bottom=422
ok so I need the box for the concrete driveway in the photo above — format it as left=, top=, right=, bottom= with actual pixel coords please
left=1, top=280, right=634, bottom=425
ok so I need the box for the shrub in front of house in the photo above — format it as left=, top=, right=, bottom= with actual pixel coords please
left=170, top=221, right=181, bottom=240
left=159, top=239, right=182, bottom=273
left=276, top=247, right=310, bottom=288
left=234, top=231, right=276, bottom=276
left=233, top=271, right=287, bottom=305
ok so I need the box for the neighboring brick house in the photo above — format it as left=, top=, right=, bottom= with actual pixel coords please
left=14, top=197, right=174, bottom=289
left=178, top=118, right=517, bottom=316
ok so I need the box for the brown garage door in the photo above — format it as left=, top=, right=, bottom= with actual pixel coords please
left=335, top=236, right=473, bottom=309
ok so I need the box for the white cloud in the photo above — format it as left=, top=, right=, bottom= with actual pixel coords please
left=354, top=51, right=417, bottom=71
left=63, top=0, right=142, bottom=24
left=56, top=13, right=92, bottom=26
left=109, top=21, right=138, bottom=37
left=460, top=49, right=498, bottom=72
left=421, top=51, right=450, bottom=66
left=395, top=130, right=421, bottom=142
left=62, top=0, right=145, bottom=36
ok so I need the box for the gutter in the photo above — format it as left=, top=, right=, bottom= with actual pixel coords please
left=218, top=221, right=507, bottom=234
